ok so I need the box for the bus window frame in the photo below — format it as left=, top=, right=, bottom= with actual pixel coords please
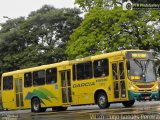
left=3, top=76, right=13, bottom=90
left=76, top=61, right=93, bottom=81
left=33, top=70, right=46, bottom=86
left=93, top=58, right=109, bottom=78
left=24, top=72, right=32, bottom=88
left=46, top=68, right=57, bottom=84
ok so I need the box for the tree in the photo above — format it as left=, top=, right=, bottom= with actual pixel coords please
left=0, top=17, right=26, bottom=73
left=75, top=0, right=121, bottom=11
left=0, top=5, right=82, bottom=74
left=75, top=0, right=160, bottom=12
left=22, top=5, right=82, bottom=63
left=66, top=7, right=160, bottom=59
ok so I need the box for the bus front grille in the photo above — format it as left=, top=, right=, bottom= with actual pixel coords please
left=136, top=84, right=154, bottom=88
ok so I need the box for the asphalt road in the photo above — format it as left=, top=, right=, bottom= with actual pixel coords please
left=1, top=101, right=160, bottom=120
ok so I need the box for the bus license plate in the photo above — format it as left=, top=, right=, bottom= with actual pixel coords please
left=144, top=96, right=150, bottom=100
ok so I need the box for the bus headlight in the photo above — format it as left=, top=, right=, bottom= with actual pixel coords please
left=155, top=85, right=159, bottom=90
left=130, top=86, right=135, bottom=90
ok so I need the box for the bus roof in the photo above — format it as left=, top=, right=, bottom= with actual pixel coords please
left=2, top=61, right=69, bottom=77
left=2, top=50, right=146, bottom=77
left=70, top=50, right=146, bottom=63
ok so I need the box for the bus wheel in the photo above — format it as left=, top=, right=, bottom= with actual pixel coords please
left=96, top=92, right=110, bottom=109
left=122, top=100, right=135, bottom=107
left=31, top=98, right=41, bottom=112
left=52, top=106, right=67, bottom=111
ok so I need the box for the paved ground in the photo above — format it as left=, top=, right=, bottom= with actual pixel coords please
left=1, top=101, right=160, bottom=120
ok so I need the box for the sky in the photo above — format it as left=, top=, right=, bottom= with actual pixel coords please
left=0, top=0, right=75, bottom=23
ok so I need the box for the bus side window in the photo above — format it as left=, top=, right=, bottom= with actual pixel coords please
left=112, top=63, right=118, bottom=80
left=94, top=59, right=109, bottom=77
left=77, top=63, right=84, bottom=80
left=46, top=68, right=57, bottom=84
left=119, top=62, right=125, bottom=79
left=33, top=70, right=45, bottom=86
left=85, top=62, right=92, bottom=79
left=3, top=76, right=13, bottom=90
left=77, top=62, right=92, bottom=80
left=24, top=72, right=32, bottom=87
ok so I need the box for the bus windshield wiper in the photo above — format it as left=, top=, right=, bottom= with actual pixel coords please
left=133, top=59, right=144, bottom=72
left=133, top=59, right=150, bottom=82
left=133, top=59, right=150, bottom=73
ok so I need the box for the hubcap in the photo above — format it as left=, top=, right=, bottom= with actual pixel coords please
left=99, top=96, right=106, bottom=106
left=33, top=100, right=39, bottom=111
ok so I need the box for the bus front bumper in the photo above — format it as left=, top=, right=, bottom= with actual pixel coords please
left=128, top=90, right=159, bottom=101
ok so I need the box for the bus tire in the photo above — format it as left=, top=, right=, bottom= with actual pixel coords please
left=41, top=108, right=46, bottom=112
left=122, top=100, right=135, bottom=107
left=96, top=92, right=110, bottom=109
left=31, top=97, right=42, bottom=112
left=52, top=106, right=67, bottom=111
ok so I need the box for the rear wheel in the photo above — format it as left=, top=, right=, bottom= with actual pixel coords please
left=31, top=98, right=42, bottom=112
left=122, top=100, right=135, bottom=107
left=52, top=106, right=67, bottom=111
left=96, top=92, right=110, bottom=109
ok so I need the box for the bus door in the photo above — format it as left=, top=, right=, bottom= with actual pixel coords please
left=15, top=78, right=24, bottom=108
left=112, top=61, right=127, bottom=100
left=60, top=70, right=72, bottom=105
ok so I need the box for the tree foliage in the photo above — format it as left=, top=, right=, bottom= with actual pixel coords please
left=0, top=5, right=82, bottom=74
left=75, top=0, right=121, bottom=11
left=66, top=7, right=160, bottom=59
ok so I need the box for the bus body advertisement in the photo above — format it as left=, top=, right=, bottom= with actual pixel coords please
left=0, top=50, right=159, bottom=112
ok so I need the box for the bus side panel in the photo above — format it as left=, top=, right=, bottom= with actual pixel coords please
left=71, top=77, right=113, bottom=105
left=2, top=90, right=16, bottom=109
left=72, top=79, right=95, bottom=105
left=1, top=75, right=16, bottom=110
left=23, top=84, right=62, bottom=108
left=101, top=76, right=115, bottom=103
left=94, top=77, right=114, bottom=103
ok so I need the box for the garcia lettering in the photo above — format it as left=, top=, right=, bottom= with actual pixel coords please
left=73, top=82, right=95, bottom=88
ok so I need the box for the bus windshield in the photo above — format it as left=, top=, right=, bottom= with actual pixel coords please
left=127, top=59, right=156, bottom=82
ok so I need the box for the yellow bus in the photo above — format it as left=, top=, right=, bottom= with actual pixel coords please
left=1, top=50, right=159, bottom=112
